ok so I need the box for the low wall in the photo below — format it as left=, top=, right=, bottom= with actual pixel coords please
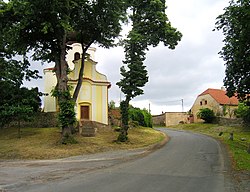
left=165, top=112, right=189, bottom=126
left=5, top=112, right=59, bottom=128
left=152, top=114, right=165, bottom=126
left=108, top=109, right=121, bottom=127
left=216, top=117, right=244, bottom=126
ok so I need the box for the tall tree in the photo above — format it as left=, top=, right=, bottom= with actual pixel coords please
left=1, top=0, right=127, bottom=143
left=0, top=58, right=41, bottom=131
left=215, top=0, right=250, bottom=105
left=117, top=0, right=182, bottom=141
left=0, top=87, right=41, bottom=137
left=0, top=40, right=40, bottom=129
left=1, top=0, right=181, bottom=143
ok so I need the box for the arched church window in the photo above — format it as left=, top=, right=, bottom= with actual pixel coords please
left=74, top=52, right=80, bottom=61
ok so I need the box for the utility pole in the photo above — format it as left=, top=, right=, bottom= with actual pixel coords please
left=119, top=92, right=121, bottom=104
left=181, top=99, right=184, bottom=112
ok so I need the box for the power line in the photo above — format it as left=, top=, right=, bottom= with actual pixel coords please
left=153, top=99, right=184, bottom=112
left=154, top=99, right=183, bottom=104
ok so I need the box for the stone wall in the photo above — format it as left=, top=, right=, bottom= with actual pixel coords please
left=152, top=114, right=165, bottom=126
left=153, top=112, right=189, bottom=127
left=165, top=112, right=189, bottom=126
left=108, top=109, right=121, bottom=127
left=216, top=117, right=244, bottom=126
left=5, top=112, right=59, bottom=128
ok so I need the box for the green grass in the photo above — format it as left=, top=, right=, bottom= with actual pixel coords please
left=0, top=126, right=165, bottom=160
left=167, top=123, right=250, bottom=171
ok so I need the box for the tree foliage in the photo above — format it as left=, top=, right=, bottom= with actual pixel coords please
left=129, top=107, right=152, bottom=128
left=118, top=105, right=152, bottom=142
left=215, top=0, right=250, bottom=104
left=0, top=36, right=41, bottom=131
left=2, top=0, right=181, bottom=142
left=235, top=102, right=250, bottom=126
left=0, top=86, right=41, bottom=137
left=116, top=0, right=182, bottom=141
left=197, top=108, right=215, bottom=123
left=1, top=0, right=127, bottom=141
left=0, top=70, right=40, bottom=132
left=108, top=100, right=116, bottom=110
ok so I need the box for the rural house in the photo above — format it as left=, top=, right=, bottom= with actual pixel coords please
left=43, top=43, right=111, bottom=126
left=190, top=88, right=239, bottom=122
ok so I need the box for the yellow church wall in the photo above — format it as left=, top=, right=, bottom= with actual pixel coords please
left=66, top=43, right=96, bottom=71
left=77, top=101, right=92, bottom=121
left=66, top=47, right=107, bottom=84
left=44, top=44, right=110, bottom=125
left=95, top=71, right=107, bottom=81
left=101, top=86, right=108, bottom=124
left=87, top=85, right=108, bottom=124
left=95, top=86, right=103, bottom=123
left=71, top=81, right=92, bottom=121
left=84, top=60, right=92, bottom=79
left=78, top=82, right=92, bottom=121
left=78, top=82, right=92, bottom=102
left=73, top=82, right=108, bottom=124
left=68, top=59, right=92, bottom=80
left=43, top=69, right=57, bottom=112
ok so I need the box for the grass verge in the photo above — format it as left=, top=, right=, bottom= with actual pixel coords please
left=167, top=123, right=250, bottom=171
left=0, top=126, right=165, bottom=160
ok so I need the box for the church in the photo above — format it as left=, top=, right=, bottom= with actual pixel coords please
left=43, top=43, right=111, bottom=125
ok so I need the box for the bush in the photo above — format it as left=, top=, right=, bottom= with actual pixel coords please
left=129, top=107, right=152, bottom=128
left=197, top=108, right=215, bottom=123
left=141, top=109, right=152, bottom=127
left=235, top=103, right=250, bottom=126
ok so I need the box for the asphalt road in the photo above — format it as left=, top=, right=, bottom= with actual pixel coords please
left=1, top=128, right=235, bottom=192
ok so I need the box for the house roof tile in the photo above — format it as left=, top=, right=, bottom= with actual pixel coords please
left=199, top=88, right=238, bottom=105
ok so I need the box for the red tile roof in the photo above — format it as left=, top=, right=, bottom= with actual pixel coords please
left=109, top=109, right=121, bottom=118
left=199, top=88, right=238, bottom=105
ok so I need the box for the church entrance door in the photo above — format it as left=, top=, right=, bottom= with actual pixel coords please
left=81, top=106, right=90, bottom=120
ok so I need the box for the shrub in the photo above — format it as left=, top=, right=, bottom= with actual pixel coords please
left=235, top=103, right=250, bottom=126
left=128, top=107, right=152, bottom=128
left=141, top=109, right=152, bottom=127
left=197, top=108, right=215, bottom=123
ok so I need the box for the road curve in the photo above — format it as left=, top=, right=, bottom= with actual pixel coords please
left=21, top=128, right=234, bottom=192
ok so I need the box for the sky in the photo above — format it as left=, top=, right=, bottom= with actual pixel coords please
left=24, top=0, right=230, bottom=115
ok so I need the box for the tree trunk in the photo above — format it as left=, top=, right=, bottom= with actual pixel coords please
left=17, top=120, right=21, bottom=139
left=55, top=33, right=74, bottom=138
left=55, top=37, right=94, bottom=143
left=72, top=51, right=86, bottom=102
left=73, top=40, right=94, bottom=102
left=118, top=98, right=130, bottom=142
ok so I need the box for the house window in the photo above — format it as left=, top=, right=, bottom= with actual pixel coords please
left=200, top=101, right=202, bottom=106
left=74, top=52, right=80, bottom=61
left=205, top=100, right=207, bottom=105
